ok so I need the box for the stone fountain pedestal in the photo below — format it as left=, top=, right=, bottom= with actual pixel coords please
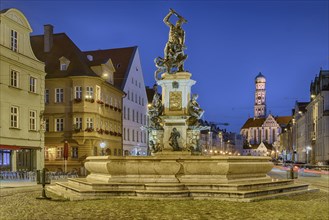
left=48, top=155, right=314, bottom=201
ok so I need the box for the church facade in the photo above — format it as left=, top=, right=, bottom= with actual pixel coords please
left=240, top=73, right=291, bottom=157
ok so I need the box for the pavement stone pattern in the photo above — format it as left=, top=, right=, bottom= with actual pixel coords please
left=0, top=186, right=328, bottom=220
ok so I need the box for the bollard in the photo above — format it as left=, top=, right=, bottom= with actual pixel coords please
left=36, top=168, right=51, bottom=200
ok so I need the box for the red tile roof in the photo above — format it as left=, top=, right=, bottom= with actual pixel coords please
left=241, top=115, right=292, bottom=129
left=31, top=33, right=98, bottom=78
left=83, top=47, right=137, bottom=90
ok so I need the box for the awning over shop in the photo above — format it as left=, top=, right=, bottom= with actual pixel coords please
left=0, top=145, right=41, bottom=150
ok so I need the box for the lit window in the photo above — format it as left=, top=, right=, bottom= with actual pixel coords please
left=11, top=30, right=18, bottom=52
left=55, top=88, right=64, bottom=103
left=29, top=77, right=37, bottom=93
left=10, top=106, right=19, bottom=128
left=29, top=110, right=37, bottom=131
left=56, top=147, right=63, bottom=159
left=86, top=86, right=93, bottom=99
left=55, top=118, right=64, bottom=131
left=10, top=70, right=19, bottom=88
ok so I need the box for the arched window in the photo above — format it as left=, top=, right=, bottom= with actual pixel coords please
left=265, top=129, right=268, bottom=142
left=272, top=129, right=276, bottom=143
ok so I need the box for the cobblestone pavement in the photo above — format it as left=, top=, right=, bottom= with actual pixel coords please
left=0, top=186, right=328, bottom=220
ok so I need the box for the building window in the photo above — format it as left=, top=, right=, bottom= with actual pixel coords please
left=0, top=150, right=11, bottom=166
left=127, top=108, right=130, bottom=120
left=132, top=92, right=134, bottom=102
left=71, top=147, right=78, bottom=159
left=86, top=86, right=93, bottom=99
left=135, top=94, right=137, bottom=103
left=86, top=117, right=93, bottom=129
left=132, top=129, right=135, bottom=141
left=139, top=96, right=141, bottom=105
left=10, top=70, right=19, bottom=88
left=272, top=129, right=276, bottom=142
left=56, top=147, right=63, bottom=159
left=127, top=91, right=130, bottom=100
left=45, top=89, right=49, bottom=104
left=114, top=149, right=117, bottom=156
left=124, top=106, right=126, bottom=119
left=75, top=86, right=82, bottom=99
left=74, top=117, right=82, bottom=130
left=141, top=132, right=143, bottom=143
left=55, top=88, right=64, bottom=103
left=29, top=77, right=37, bottom=93
left=265, top=130, right=268, bottom=142
left=144, top=115, right=146, bottom=126
left=136, top=111, right=139, bottom=123
left=59, top=56, right=70, bottom=71
left=60, top=63, right=67, bottom=71
left=127, top=129, right=130, bottom=141
left=55, top=118, right=64, bottom=132
left=142, top=98, right=144, bottom=106
left=10, top=106, right=19, bottom=128
left=11, top=30, right=18, bottom=52
left=29, top=110, right=37, bottom=131
left=45, top=118, right=49, bottom=132
left=124, top=128, right=126, bottom=140
left=132, top=110, right=135, bottom=122
left=136, top=131, right=139, bottom=142
left=140, top=113, right=143, bottom=124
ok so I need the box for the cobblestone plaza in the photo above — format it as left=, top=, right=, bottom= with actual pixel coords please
left=0, top=185, right=328, bottom=220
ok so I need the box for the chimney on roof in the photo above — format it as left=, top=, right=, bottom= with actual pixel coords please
left=44, top=24, right=53, bottom=53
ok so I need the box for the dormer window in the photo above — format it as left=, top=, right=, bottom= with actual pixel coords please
left=59, top=56, right=70, bottom=71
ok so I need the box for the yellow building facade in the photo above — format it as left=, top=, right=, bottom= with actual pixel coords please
left=31, top=27, right=124, bottom=174
left=0, top=8, right=46, bottom=171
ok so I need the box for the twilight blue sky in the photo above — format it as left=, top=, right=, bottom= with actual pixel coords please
left=2, top=0, right=328, bottom=133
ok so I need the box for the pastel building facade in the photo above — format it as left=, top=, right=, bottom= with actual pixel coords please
left=0, top=8, right=46, bottom=171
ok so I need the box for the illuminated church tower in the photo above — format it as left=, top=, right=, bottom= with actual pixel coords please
left=254, top=72, right=266, bottom=118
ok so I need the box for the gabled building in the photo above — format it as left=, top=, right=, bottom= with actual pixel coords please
left=84, top=47, right=148, bottom=156
left=242, top=142, right=274, bottom=156
left=31, top=25, right=124, bottom=173
left=0, top=8, right=46, bottom=171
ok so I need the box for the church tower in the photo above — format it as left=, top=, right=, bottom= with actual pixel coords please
left=254, top=72, right=266, bottom=118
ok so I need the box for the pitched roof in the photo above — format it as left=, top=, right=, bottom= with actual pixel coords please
left=146, top=86, right=156, bottom=104
left=30, top=33, right=98, bottom=78
left=241, top=118, right=265, bottom=129
left=241, top=115, right=292, bottom=129
left=83, top=46, right=137, bottom=89
left=275, top=116, right=292, bottom=126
